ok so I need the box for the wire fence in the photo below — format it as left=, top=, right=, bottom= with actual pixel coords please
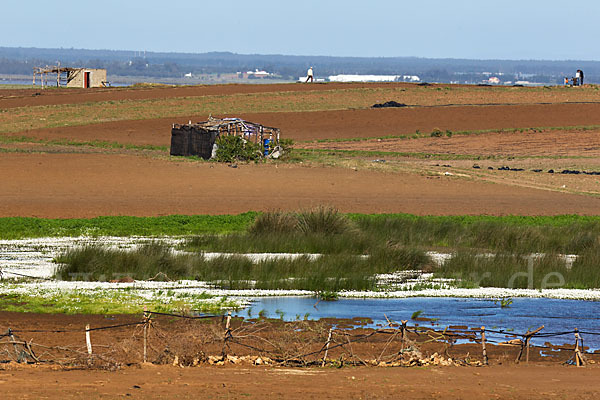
left=1, top=310, right=598, bottom=369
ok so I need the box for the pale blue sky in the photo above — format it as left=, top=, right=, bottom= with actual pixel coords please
left=2, top=0, right=598, bottom=60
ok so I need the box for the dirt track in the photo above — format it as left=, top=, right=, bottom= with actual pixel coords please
left=2, top=364, right=599, bottom=399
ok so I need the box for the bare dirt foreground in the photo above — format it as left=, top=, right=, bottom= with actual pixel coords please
left=0, top=311, right=599, bottom=399
left=1, top=364, right=598, bottom=399
left=1, top=153, right=600, bottom=218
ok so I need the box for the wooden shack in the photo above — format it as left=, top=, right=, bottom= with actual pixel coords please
left=170, top=117, right=281, bottom=159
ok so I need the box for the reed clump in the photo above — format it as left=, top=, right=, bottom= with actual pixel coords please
left=55, top=244, right=429, bottom=292
left=435, top=251, right=600, bottom=289
left=249, top=206, right=353, bottom=235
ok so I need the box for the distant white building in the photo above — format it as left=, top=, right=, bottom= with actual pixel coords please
left=328, top=74, right=401, bottom=83
left=402, top=75, right=421, bottom=82
left=297, top=76, right=326, bottom=82
left=247, top=69, right=271, bottom=77
left=237, top=69, right=272, bottom=79
left=488, top=77, right=500, bottom=84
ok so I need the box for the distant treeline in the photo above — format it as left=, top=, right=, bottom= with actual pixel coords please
left=1, top=46, right=599, bottom=83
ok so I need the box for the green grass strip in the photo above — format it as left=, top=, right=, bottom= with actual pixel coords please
left=0, top=134, right=168, bottom=152
left=2, top=212, right=600, bottom=240
left=309, top=125, right=600, bottom=144
left=0, top=289, right=238, bottom=314
left=0, top=213, right=257, bottom=239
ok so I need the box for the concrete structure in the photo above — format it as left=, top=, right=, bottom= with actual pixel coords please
left=66, top=68, right=107, bottom=88
left=33, top=65, right=108, bottom=88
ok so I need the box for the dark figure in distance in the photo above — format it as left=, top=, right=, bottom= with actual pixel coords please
left=577, top=69, right=584, bottom=86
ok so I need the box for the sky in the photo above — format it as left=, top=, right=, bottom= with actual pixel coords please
left=1, top=0, right=598, bottom=60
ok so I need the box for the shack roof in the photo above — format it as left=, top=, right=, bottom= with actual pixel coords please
left=173, top=117, right=280, bottom=136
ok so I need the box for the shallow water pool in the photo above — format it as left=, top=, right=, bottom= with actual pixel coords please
left=235, top=296, right=600, bottom=350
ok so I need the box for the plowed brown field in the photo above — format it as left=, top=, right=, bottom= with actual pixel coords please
left=8, top=103, right=600, bottom=145
left=4, top=152, right=600, bottom=218
left=2, top=83, right=600, bottom=217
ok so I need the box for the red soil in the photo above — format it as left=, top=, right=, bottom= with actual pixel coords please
left=300, top=126, right=600, bottom=158
left=0, top=82, right=415, bottom=109
left=1, top=153, right=599, bottom=218
left=2, top=363, right=599, bottom=399
left=10, top=103, right=600, bottom=147
left=1, top=311, right=598, bottom=399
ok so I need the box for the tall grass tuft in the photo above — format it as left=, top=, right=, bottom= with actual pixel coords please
left=295, top=206, right=352, bottom=235
left=248, top=207, right=353, bottom=235
left=434, top=251, right=599, bottom=289
left=54, top=244, right=430, bottom=291
left=248, top=211, right=297, bottom=235
left=54, top=242, right=195, bottom=281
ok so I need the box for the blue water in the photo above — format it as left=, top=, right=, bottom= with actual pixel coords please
left=0, top=79, right=34, bottom=85
left=235, top=297, right=600, bottom=350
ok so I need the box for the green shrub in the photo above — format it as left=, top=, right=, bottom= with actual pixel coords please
left=430, top=128, right=443, bottom=138
left=276, top=138, right=295, bottom=159
left=214, top=135, right=262, bottom=163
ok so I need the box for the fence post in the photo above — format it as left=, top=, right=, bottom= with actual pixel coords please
left=85, top=324, right=92, bottom=365
left=222, top=311, right=232, bottom=357
left=400, top=320, right=408, bottom=351
left=481, top=326, right=488, bottom=366
left=8, top=328, right=20, bottom=362
left=322, top=328, right=333, bottom=367
left=143, top=307, right=149, bottom=363
left=516, top=325, right=543, bottom=364
left=574, top=328, right=585, bottom=367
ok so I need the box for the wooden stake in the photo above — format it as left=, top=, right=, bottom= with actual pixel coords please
left=85, top=324, right=92, bottom=355
left=24, top=340, right=40, bottom=363
left=143, top=307, right=149, bottom=363
left=322, top=328, right=333, bottom=367
left=516, top=325, right=543, bottom=364
left=85, top=324, right=92, bottom=365
left=225, top=311, right=232, bottom=332
left=8, top=328, right=20, bottom=362
left=222, top=311, right=232, bottom=357
left=400, top=320, right=408, bottom=351
left=574, top=328, right=585, bottom=367
left=481, top=326, right=488, bottom=365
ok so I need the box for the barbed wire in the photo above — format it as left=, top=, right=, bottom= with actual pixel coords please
left=2, top=311, right=599, bottom=368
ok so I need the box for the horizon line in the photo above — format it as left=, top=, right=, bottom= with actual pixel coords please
left=1, top=45, right=598, bottom=64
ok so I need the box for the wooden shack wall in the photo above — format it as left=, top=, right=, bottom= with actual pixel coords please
left=170, top=126, right=218, bottom=159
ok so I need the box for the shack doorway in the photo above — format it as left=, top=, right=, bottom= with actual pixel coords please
left=84, top=71, right=90, bottom=88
